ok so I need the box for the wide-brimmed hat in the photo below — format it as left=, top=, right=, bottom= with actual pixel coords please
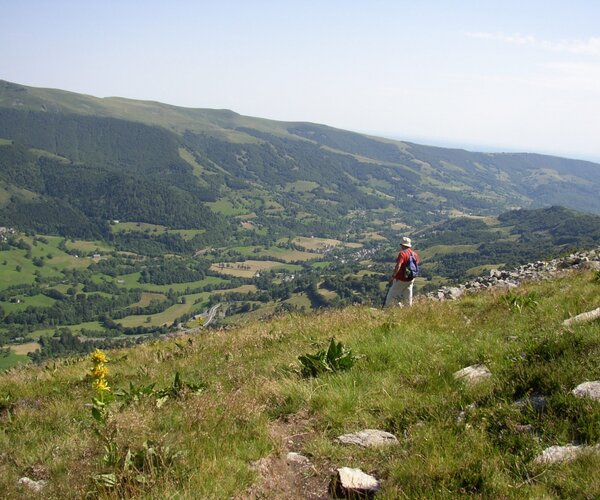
left=401, top=236, right=412, bottom=248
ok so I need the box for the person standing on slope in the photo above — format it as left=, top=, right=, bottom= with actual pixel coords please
left=384, top=236, right=420, bottom=308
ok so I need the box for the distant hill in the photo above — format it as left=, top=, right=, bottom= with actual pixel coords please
left=1, top=79, right=600, bottom=242
left=413, top=206, right=600, bottom=283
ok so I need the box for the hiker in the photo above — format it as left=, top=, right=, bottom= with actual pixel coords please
left=384, top=236, right=420, bottom=308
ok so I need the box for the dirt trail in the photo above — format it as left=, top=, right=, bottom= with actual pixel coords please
left=242, top=413, right=331, bottom=499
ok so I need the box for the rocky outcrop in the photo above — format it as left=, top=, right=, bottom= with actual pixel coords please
left=427, top=247, right=600, bottom=301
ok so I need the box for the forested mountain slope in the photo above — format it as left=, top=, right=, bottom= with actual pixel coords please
left=1, top=79, right=600, bottom=242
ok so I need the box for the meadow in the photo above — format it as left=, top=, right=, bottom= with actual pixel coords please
left=210, top=260, right=302, bottom=278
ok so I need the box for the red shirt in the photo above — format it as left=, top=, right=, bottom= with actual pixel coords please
left=393, top=248, right=419, bottom=281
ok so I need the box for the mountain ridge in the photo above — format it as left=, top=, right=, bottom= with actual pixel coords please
left=1, top=79, right=600, bottom=241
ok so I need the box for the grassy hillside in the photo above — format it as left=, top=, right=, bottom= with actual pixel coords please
left=1, top=269, right=599, bottom=498
left=412, top=206, right=600, bottom=284
left=2, top=78, right=600, bottom=245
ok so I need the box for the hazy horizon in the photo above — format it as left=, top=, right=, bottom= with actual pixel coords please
left=2, top=1, right=600, bottom=162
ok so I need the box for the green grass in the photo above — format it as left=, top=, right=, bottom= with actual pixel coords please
left=178, top=147, right=208, bottom=183
left=26, top=321, right=105, bottom=340
left=117, top=292, right=210, bottom=328
left=1, top=294, right=56, bottom=313
left=65, top=239, right=113, bottom=254
left=113, top=275, right=227, bottom=293
left=110, top=222, right=206, bottom=240
left=28, top=148, right=71, bottom=164
left=420, top=244, right=479, bottom=260
left=0, top=350, right=28, bottom=370
left=206, top=199, right=249, bottom=216
left=283, top=180, right=320, bottom=192
left=231, top=242, right=320, bottom=262
left=0, top=235, right=94, bottom=290
left=1, top=270, right=599, bottom=497
left=283, top=293, right=311, bottom=309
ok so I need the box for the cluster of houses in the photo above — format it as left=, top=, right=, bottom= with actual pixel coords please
left=0, top=226, right=16, bottom=242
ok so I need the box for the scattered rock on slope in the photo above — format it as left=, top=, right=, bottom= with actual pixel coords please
left=17, top=477, right=47, bottom=493
left=572, top=381, right=600, bottom=401
left=453, top=364, right=492, bottom=386
left=286, top=452, right=311, bottom=467
left=336, top=429, right=398, bottom=448
left=534, top=444, right=600, bottom=464
left=330, top=467, right=381, bottom=498
left=563, top=307, right=600, bottom=327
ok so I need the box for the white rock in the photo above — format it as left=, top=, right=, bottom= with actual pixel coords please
left=286, top=452, right=311, bottom=466
left=563, top=307, right=600, bottom=327
left=336, top=429, right=398, bottom=448
left=331, top=467, right=381, bottom=497
left=534, top=444, right=600, bottom=464
left=447, top=287, right=464, bottom=299
left=453, top=364, right=492, bottom=386
left=572, top=381, right=600, bottom=401
left=18, top=477, right=47, bottom=492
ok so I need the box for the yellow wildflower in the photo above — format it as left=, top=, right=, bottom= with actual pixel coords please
left=93, top=378, right=111, bottom=393
left=90, top=364, right=109, bottom=380
left=90, top=349, right=108, bottom=364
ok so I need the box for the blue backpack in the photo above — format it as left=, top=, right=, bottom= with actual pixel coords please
left=403, top=251, right=419, bottom=280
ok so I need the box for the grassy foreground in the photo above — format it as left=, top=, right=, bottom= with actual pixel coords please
left=1, top=270, right=599, bottom=498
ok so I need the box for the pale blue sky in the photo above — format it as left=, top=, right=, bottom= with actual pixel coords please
left=2, top=1, right=600, bottom=161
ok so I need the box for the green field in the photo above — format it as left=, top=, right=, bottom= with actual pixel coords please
left=420, top=244, right=479, bottom=260
left=26, top=321, right=106, bottom=340
left=117, top=292, right=211, bottom=328
left=210, top=260, right=302, bottom=278
left=0, top=235, right=95, bottom=290
left=231, top=245, right=320, bottom=262
left=283, top=180, right=320, bottom=192
left=110, top=222, right=206, bottom=240
left=113, top=274, right=228, bottom=293
left=0, top=350, right=28, bottom=370
left=206, top=199, right=249, bottom=216
left=1, top=293, right=56, bottom=313
left=65, top=239, right=113, bottom=254
left=284, top=293, right=311, bottom=309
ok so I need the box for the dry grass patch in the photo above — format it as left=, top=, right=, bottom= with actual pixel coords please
left=131, top=292, right=167, bottom=308
left=210, top=260, right=292, bottom=278
left=293, top=236, right=342, bottom=250
left=214, top=284, right=258, bottom=294
left=11, top=342, right=40, bottom=355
